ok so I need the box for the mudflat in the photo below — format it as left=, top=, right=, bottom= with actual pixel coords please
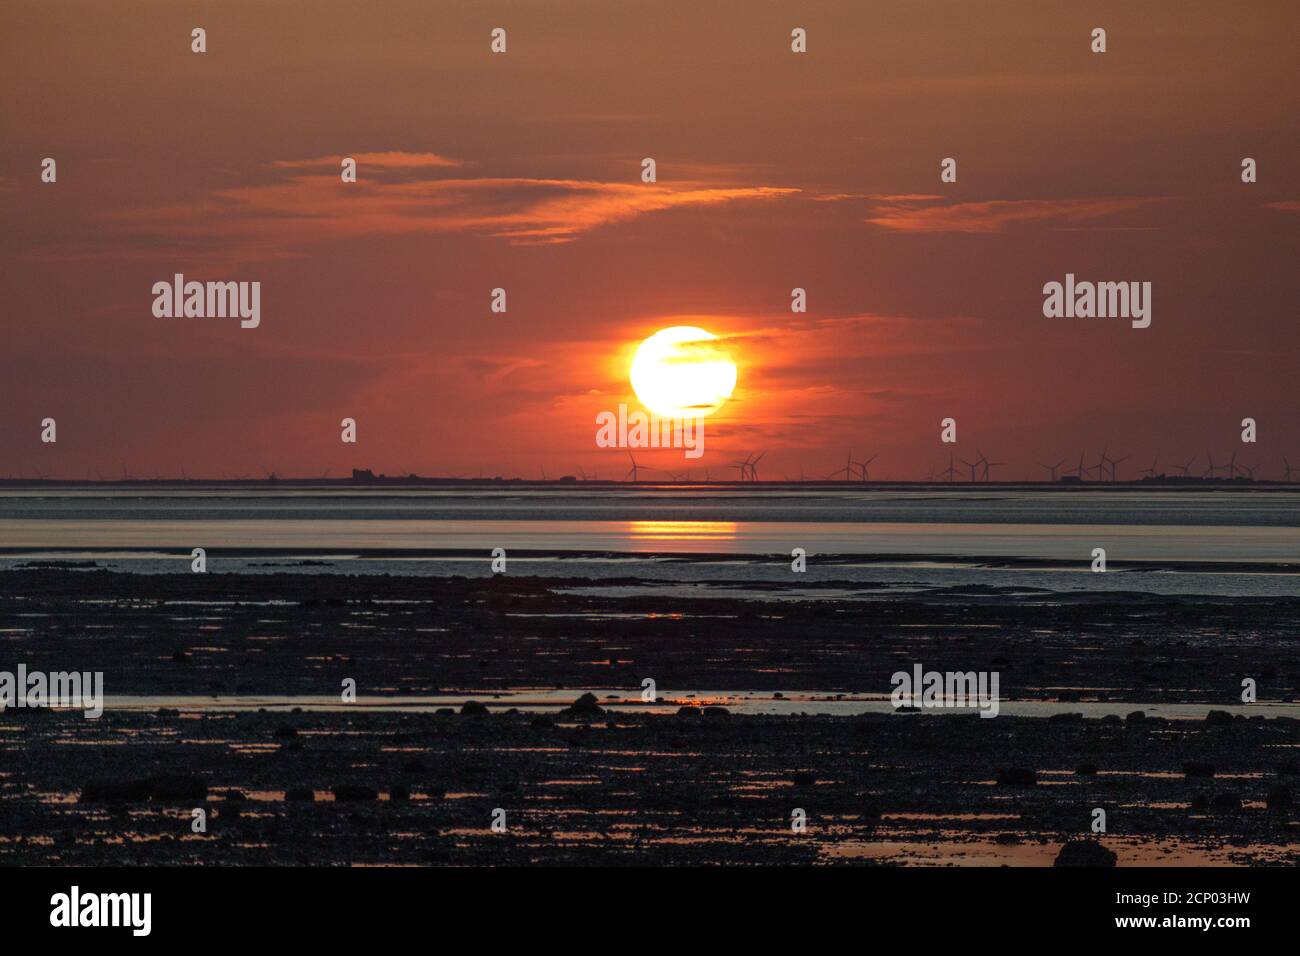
left=0, top=569, right=1297, bottom=865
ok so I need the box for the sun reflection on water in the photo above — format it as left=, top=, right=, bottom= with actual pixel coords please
left=627, top=521, right=738, bottom=543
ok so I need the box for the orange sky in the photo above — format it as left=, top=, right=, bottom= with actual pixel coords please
left=2, top=0, right=1297, bottom=479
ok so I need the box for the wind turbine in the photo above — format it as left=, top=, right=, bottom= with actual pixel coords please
left=1089, top=448, right=1109, bottom=481
left=939, top=455, right=959, bottom=483
left=1175, top=456, right=1196, bottom=477
left=1225, top=450, right=1239, bottom=480
left=1109, top=454, right=1130, bottom=481
left=1284, top=456, right=1298, bottom=482
left=624, top=453, right=642, bottom=482
left=749, top=451, right=767, bottom=481
left=827, top=450, right=855, bottom=481
left=1139, top=457, right=1159, bottom=479
left=856, top=453, right=878, bottom=482
left=1038, top=458, right=1067, bottom=481
left=1204, top=453, right=1221, bottom=479
left=959, top=457, right=981, bottom=483
left=979, top=451, right=1006, bottom=481
left=1239, top=463, right=1258, bottom=480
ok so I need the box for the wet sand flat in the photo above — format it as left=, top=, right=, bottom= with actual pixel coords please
left=0, top=707, right=1296, bottom=866
left=1, top=569, right=1298, bottom=703
left=1, top=568, right=1297, bottom=865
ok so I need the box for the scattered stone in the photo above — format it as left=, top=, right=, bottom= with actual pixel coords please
left=996, top=767, right=1038, bottom=787
left=1211, top=793, right=1242, bottom=811
left=333, top=784, right=378, bottom=802
left=530, top=715, right=555, bottom=729
left=564, top=693, right=605, bottom=718
left=81, top=774, right=207, bottom=804
left=79, top=779, right=152, bottom=804
left=1054, top=839, right=1117, bottom=867
left=1266, top=785, right=1292, bottom=809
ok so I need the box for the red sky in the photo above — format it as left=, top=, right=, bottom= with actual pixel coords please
left=3, top=0, right=1298, bottom=480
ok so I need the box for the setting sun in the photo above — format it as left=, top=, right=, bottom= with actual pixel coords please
left=629, top=326, right=737, bottom=418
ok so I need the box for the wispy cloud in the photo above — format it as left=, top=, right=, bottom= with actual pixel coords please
left=865, top=197, right=1164, bottom=234
left=90, top=152, right=797, bottom=262
left=269, top=152, right=464, bottom=170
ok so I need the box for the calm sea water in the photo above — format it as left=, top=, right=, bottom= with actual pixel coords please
left=1, top=485, right=1296, bottom=597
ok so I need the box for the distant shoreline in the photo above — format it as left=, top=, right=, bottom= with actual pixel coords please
left=2, top=547, right=1296, bottom=575
left=0, top=477, right=1295, bottom=490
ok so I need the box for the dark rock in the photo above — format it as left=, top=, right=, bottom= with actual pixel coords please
left=400, top=759, right=427, bottom=774
left=1205, top=710, right=1234, bottom=727
left=530, top=715, right=555, bottom=728
left=1183, top=761, right=1216, bottom=778
left=1211, top=793, right=1241, bottom=811
left=333, top=784, right=378, bottom=802
left=460, top=700, right=489, bottom=716
left=389, top=784, right=411, bottom=801
left=565, top=693, right=605, bottom=718
left=148, top=775, right=205, bottom=802
left=285, top=786, right=315, bottom=802
left=702, top=706, right=730, bottom=717
left=1074, top=762, right=1099, bottom=776
left=1266, top=785, right=1293, bottom=809
left=79, top=779, right=152, bottom=804
left=1125, top=711, right=1146, bottom=723
left=1054, top=839, right=1117, bottom=867
left=273, top=725, right=298, bottom=740
left=81, top=774, right=206, bottom=804
left=996, top=767, right=1038, bottom=787
left=790, top=771, right=816, bottom=786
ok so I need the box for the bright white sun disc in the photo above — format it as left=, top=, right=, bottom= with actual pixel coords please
left=630, top=326, right=737, bottom=419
